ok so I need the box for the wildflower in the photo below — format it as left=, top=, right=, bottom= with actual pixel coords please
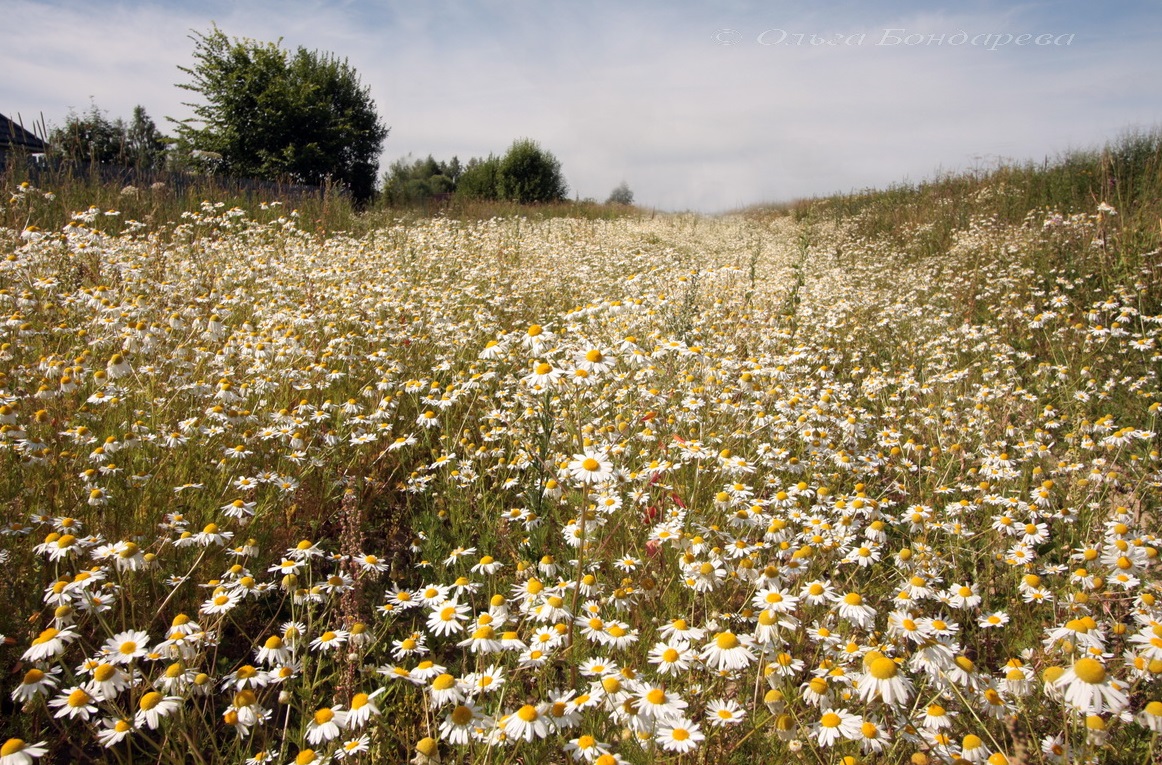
left=329, top=735, right=368, bottom=759
left=655, top=717, right=705, bottom=753
left=439, top=703, right=483, bottom=745
left=428, top=673, right=463, bottom=708
left=21, top=626, right=78, bottom=661
left=1139, top=700, right=1162, bottom=732
left=705, top=698, right=746, bottom=726
left=102, top=629, right=150, bottom=664
left=306, top=706, right=347, bottom=745
left=309, top=630, right=349, bottom=653
left=812, top=708, right=862, bottom=747
left=1054, top=657, right=1128, bottom=714
left=857, top=653, right=913, bottom=707
left=135, top=692, right=183, bottom=730
left=834, top=591, right=876, bottom=629
left=979, top=611, right=1009, bottom=629
left=427, top=601, right=470, bottom=636
left=345, top=689, right=384, bottom=728
left=96, top=718, right=135, bottom=748
left=201, top=590, right=241, bottom=615
left=49, top=686, right=99, bottom=720
left=84, top=662, right=131, bottom=699
left=648, top=640, right=693, bottom=674
left=960, top=734, right=991, bottom=763
left=11, top=667, right=60, bottom=702
left=567, top=451, right=613, bottom=484
left=636, top=684, right=688, bottom=721
left=412, top=737, right=438, bottom=765
left=0, top=740, right=48, bottom=765
left=700, top=630, right=756, bottom=672
left=502, top=703, right=551, bottom=742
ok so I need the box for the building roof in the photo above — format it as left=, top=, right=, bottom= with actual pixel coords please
left=0, top=113, right=47, bottom=152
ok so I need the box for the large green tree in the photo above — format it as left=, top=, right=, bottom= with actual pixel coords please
left=496, top=139, right=567, bottom=203
left=174, top=27, right=388, bottom=203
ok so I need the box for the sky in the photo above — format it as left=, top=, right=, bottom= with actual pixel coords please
left=2, top=0, right=1160, bottom=212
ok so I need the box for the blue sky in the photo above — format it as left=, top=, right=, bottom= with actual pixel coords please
left=3, top=0, right=1160, bottom=211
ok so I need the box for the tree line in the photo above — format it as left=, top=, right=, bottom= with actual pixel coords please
left=37, top=26, right=634, bottom=208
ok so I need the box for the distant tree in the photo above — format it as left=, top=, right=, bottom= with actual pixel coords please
left=382, top=154, right=462, bottom=205
left=174, top=26, right=389, bottom=204
left=49, top=103, right=169, bottom=171
left=496, top=139, right=567, bottom=203
left=606, top=181, right=634, bottom=205
left=455, top=154, right=501, bottom=201
left=49, top=103, right=126, bottom=166
left=126, top=106, right=169, bottom=171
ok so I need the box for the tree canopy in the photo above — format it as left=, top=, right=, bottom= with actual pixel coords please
left=174, top=27, right=388, bottom=203
left=49, top=103, right=168, bottom=170
left=496, top=139, right=568, bottom=203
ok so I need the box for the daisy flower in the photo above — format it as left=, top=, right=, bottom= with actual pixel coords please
left=636, top=684, right=688, bottom=722
left=857, top=653, right=913, bottom=707
left=345, top=689, right=384, bottom=728
left=0, top=740, right=48, bottom=765
left=700, top=630, right=756, bottom=672
left=306, top=706, right=347, bottom=745
left=10, top=667, right=60, bottom=702
left=502, top=703, right=551, bottom=742
left=1054, top=657, right=1128, bottom=714
left=135, top=692, right=183, bottom=730
left=96, top=718, right=135, bottom=748
left=102, top=630, right=150, bottom=664
left=705, top=698, right=746, bottom=726
left=959, top=734, right=991, bottom=763
left=655, top=717, right=704, bottom=753
left=49, top=686, right=99, bottom=720
left=834, top=591, right=876, bottom=629
left=309, top=630, right=349, bottom=653
left=564, top=734, right=610, bottom=762
left=567, top=451, right=613, bottom=485
left=648, top=640, right=693, bottom=675
left=427, top=601, right=470, bottom=636
left=428, top=673, right=464, bottom=708
left=335, top=735, right=370, bottom=759
left=439, top=703, right=483, bottom=745
left=812, top=708, right=862, bottom=747
left=22, top=626, right=79, bottom=662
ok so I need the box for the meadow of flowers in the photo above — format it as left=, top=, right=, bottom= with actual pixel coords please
left=1, top=177, right=1160, bottom=764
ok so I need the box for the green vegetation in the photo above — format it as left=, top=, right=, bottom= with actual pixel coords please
left=1, top=129, right=1160, bottom=765
left=174, top=26, right=389, bottom=204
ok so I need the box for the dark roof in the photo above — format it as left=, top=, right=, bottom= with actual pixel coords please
left=0, top=113, right=47, bottom=152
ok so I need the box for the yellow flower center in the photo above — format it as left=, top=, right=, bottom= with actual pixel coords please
left=715, top=631, right=740, bottom=650
left=820, top=712, right=841, bottom=728
left=582, top=458, right=600, bottom=472
left=517, top=704, right=539, bottom=722
left=139, top=692, right=162, bottom=711
left=1072, top=658, right=1106, bottom=684
left=868, top=657, right=898, bottom=679
left=2, top=740, right=27, bottom=757
left=843, top=592, right=862, bottom=605
left=432, top=674, right=456, bottom=691
left=93, top=664, right=117, bottom=682
left=314, top=708, right=334, bottom=724
left=68, top=688, right=92, bottom=707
